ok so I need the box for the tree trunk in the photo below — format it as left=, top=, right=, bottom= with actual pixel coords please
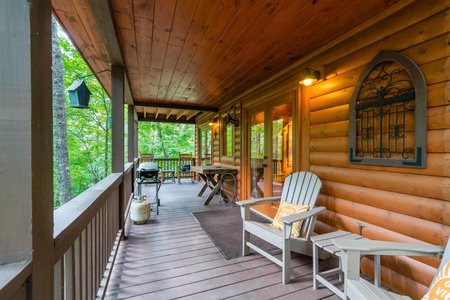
left=157, top=125, right=168, bottom=158
left=52, top=17, right=73, bottom=205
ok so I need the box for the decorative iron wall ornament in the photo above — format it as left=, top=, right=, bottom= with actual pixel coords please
left=349, top=51, right=427, bottom=168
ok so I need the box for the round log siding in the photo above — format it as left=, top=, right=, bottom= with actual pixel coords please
left=298, top=2, right=450, bottom=298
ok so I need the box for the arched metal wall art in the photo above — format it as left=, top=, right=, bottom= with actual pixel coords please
left=349, top=51, right=427, bottom=168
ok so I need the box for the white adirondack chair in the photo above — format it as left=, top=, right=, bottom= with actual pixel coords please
left=333, top=238, right=449, bottom=299
left=237, top=171, right=325, bottom=284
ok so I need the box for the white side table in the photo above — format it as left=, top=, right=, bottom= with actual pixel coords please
left=311, top=231, right=365, bottom=299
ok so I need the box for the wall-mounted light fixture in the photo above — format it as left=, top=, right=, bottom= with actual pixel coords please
left=208, top=118, right=217, bottom=126
left=66, top=70, right=110, bottom=108
left=299, top=67, right=321, bottom=86
left=225, top=106, right=239, bottom=127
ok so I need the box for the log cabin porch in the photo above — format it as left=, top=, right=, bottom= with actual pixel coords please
left=103, top=180, right=340, bottom=299
left=1, top=0, right=449, bottom=299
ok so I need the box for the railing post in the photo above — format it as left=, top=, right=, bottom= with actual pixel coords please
left=111, top=65, right=124, bottom=173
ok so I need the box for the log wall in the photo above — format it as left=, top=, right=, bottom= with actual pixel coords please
left=305, top=1, right=450, bottom=298
left=210, top=103, right=242, bottom=198
left=197, top=1, right=449, bottom=298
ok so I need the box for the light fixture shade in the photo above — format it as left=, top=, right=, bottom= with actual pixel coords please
left=67, top=79, right=92, bottom=108
left=299, top=68, right=321, bottom=86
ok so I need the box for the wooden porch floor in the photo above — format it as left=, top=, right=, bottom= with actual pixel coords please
left=104, top=180, right=341, bottom=300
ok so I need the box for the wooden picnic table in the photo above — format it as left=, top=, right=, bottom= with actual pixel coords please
left=190, top=165, right=238, bottom=205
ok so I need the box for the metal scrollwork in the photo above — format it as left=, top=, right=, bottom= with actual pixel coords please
left=355, top=61, right=415, bottom=161
left=349, top=51, right=427, bottom=168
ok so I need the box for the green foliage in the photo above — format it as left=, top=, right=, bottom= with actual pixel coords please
left=251, top=122, right=265, bottom=159
left=57, top=27, right=194, bottom=205
left=138, top=122, right=195, bottom=157
left=58, top=30, right=112, bottom=199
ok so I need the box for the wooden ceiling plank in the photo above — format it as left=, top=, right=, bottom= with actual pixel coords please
left=170, top=0, right=223, bottom=101
left=178, top=0, right=256, bottom=102
left=112, top=0, right=139, bottom=100
left=184, top=1, right=298, bottom=101
left=62, top=0, right=113, bottom=96
left=52, top=0, right=77, bottom=14
left=86, top=0, right=123, bottom=65
left=133, top=0, right=155, bottom=101
left=197, top=1, right=335, bottom=104
left=190, top=0, right=317, bottom=104
left=72, top=0, right=110, bottom=68
left=196, top=0, right=385, bottom=105
left=148, top=0, right=177, bottom=100
left=54, top=0, right=408, bottom=109
left=159, top=0, right=200, bottom=101
left=206, top=0, right=411, bottom=105
left=53, top=8, right=113, bottom=96
left=157, top=43, right=182, bottom=100
left=135, top=23, right=153, bottom=101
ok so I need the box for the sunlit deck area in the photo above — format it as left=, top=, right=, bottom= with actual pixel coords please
left=103, top=180, right=340, bottom=300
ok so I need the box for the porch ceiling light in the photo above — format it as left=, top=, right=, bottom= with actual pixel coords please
left=299, top=67, right=321, bottom=86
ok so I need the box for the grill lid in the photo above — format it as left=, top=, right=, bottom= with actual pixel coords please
left=138, top=162, right=159, bottom=171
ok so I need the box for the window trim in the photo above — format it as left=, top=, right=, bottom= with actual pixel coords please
left=222, top=116, right=235, bottom=158
left=348, top=50, right=427, bottom=168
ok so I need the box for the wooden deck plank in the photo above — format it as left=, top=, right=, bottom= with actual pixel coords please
left=104, top=181, right=340, bottom=299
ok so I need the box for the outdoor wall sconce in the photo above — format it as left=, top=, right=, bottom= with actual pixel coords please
left=225, top=106, right=239, bottom=127
left=299, top=67, right=321, bottom=86
left=208, top=118, right=217, bottom=126
left=67, top=70, right=110, bottom=108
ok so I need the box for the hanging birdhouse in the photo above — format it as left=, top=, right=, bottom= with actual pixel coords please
left=67, top=79, right=92, bottom=108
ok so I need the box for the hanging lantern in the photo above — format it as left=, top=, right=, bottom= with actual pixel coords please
left=67, top=79, right=92, bottom=108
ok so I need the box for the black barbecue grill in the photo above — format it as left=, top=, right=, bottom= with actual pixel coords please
left=136, top=162, right=161, bottom=214
left=137, top=162, right=160, bottom=179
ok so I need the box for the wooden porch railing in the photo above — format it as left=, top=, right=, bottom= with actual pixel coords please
left=53, top=160, right=138, bottom=299
left=0, top=160, right=138, bottom=300
left=151, top=157, right=195, bottom=176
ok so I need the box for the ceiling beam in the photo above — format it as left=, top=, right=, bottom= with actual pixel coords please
left=186, top=111, right=199, bottom=121
left=138, top=115, right=196, bottom=124
left=85, top=0, right=135, bottom=105
left=134, top=101, right=218, bottom=112
left=166, top=109, right=173, bottom=119
left=86, top=0, right=123, bottom=65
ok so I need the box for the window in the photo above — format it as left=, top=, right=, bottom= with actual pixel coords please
left=223, top=118, right=234, bottom=157
left=200, top=128, right=211, bottom=165
left=349, top=51, right=427, bottom=168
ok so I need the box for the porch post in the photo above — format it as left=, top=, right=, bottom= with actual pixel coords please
left=111, top=65, right=125, bottom=172
left=31, top=0, right=54, bottom=295
left=111, top=65, right=126, bottom=232
left=0, top=0, right=53, bottom=298
left=128, top=105, right=136, bottom=162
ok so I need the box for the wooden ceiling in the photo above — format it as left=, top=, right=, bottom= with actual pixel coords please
left=52, top=0, right=404, bottom=123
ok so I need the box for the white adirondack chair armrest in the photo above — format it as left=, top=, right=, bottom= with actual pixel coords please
left=332, top=239, right=445, bottom=258
left=279, top=206, right=326, bottom=225
left=237, top=196, right=281, bottom=208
